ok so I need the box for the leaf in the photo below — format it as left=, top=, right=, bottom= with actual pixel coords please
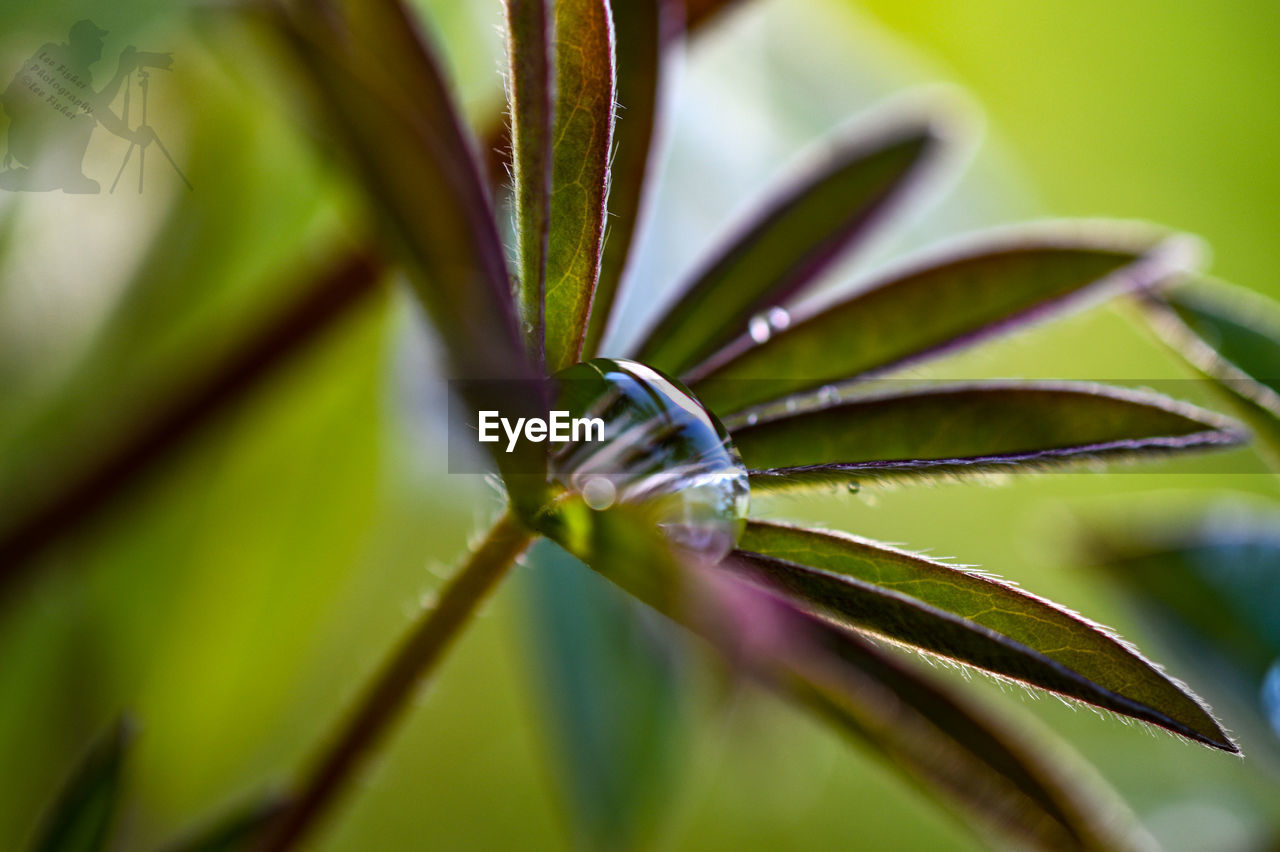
left=271, top=0, right=527, bottom=383
left=1086, top=510, right=1280, bottom=748
left=540, top=502, right=1140, bottom=850
left=730, top=381, right=1245, bottom=489
left=505, top=0, right=555, bottom=365
left=1141, top=279, right=1280, bottom=459
left=733, top=521, right=1237, bottom=750
left=682, top=0, right=749, bottom=33
left=781, top=614, right=1138, bottom=852
left=158, top=798, right=286, bottom=852
left=687, top=227, right=1198, bottom=414
left=270, top=0, right=549, bottom=514
left=544, top=0, right=617, bottom=372
left=519, top=538, right=686, bottom=848
left=582, top=0, right=669, bottom=355
left=635, top=121, right=940, bottom=375
left=29, top=718, right=131, bottom=852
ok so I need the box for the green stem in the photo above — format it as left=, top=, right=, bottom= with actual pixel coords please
left=261, top=510, right=534, bottom=851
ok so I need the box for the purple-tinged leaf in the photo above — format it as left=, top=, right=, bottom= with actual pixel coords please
left=269, top=0, right=548, bottom=514
left=687, top=226, right=1198, bottom=414
left=732, top=522, right=1237, bottom=751
left=545, top=0, right=617, bottom=372
left=1141, top=278, right=1280, bottom=460
left=505, top=0, right=555, bottom=366
left=270, top=0, right=527, bottom=383
left=636, top=121, right=941, bottom=375
left=730, top=382, right=1245, bottom=489
left=541, top=501, right=1139, bottom=850
left=582, top=0, right=672, bottom=356
left=681, top=0, right=749, bottom=34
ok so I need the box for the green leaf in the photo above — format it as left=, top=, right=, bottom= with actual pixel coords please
left=157, top=798, right=286, bottom=852
left=505, top=0, right=555, bottom=366
left=29, top=718, right=131, bottom=852
left=541, top=503, right=1139, bottom=850
left=270, top=0, right=549, bottom=514
left=635, top=122, right=940, bottom=375
left=730, top=382, right=1244, bottom=489
left=783, top=614, right=1138, bottom=852
left=582, top=0, right=668, bottom=356
left=1141, top=279, right=1280, bottom=460
left=270, top=0, right=528, bottom=383
left=519, top=538, right=686, bottom=848
left=733, top=521, right=1236, bottom=750
left=1086, top=510, right=1280, bottom=750
left=545, top=0, right=617, bottom=371
left=688, top=227, right=1197, bottom=414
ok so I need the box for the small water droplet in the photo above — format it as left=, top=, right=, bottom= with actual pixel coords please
left=817, top=384, right=840, bottom=405
left=580, top=476, right=617, bottom=511
left=745, top=413, right=759, bottom=426
left=748, top=314, right=771, bottom=343
left=845, top=481, right=861, bottom=493
left=552, top=359, right=750, bottom=562
left=766, top=306, right=791, bottom=331
left=784, top=398, right=798, bottom=413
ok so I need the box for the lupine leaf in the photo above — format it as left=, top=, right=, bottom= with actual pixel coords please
left=545, top=0, right=617, bottom=371
left=582, top=0, right=668, bottom=355
left=636, top=122, right=939, bottom=375
left=158, top=798, right=286, bottom=852
left=730, top=382, right=1245, bottom=489
left=541, top=502, right=1136, bottom=850
left=29, top=719, right=131, bottom=852
left=270, top=0, right=549, bottom=514
left=732, top=521, right=1236, bottom=750
left=1141, top=279, right=1280, bottom=459
left=782, top=613, right=1137, bottom=852
left=688, top=228, right=1197, bottom=414
left=505, top=0, right=555, bottom=365
left=1086, top=512, right=1280, bottom=749
left=520, top=538, right=686, bottom=849
left=682, top=0, right=749, bottom=33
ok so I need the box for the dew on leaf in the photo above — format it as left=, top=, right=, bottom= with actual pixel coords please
left=552, top=358, right=750, bottom=562
left=747, top=306, right=791, bottom=344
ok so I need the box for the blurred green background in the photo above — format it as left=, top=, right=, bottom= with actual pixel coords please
left=1, top=0, right=1278, bottom=849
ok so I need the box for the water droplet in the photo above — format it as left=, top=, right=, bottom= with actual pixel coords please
left=747, top=307, right=792, bottom=344
left=747, top=314, right=771, bottom=344
left=552, top=358, right=750, bottom=562
left=784, top=398, right=798, bottom=413
left=845, top=481, right=861, bottom=493
left=580, top=476, right=617, bottom=511
left=745, top=413, right=759, bottom=426
left=817, top=384, right=840, bottom=405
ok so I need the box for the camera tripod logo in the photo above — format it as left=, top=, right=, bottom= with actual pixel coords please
left=0, top=20, right=191, bottom=194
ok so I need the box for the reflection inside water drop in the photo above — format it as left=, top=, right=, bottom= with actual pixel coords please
left=551, top=358, right=750, bottom=562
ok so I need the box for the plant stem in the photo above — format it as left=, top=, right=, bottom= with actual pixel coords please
left=0, top=248, right=383, bottom=597
left=260, top=510, right=534, bottom=851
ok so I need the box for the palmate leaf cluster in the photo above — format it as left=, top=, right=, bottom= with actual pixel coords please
left=254, top=0, right=1257, bottom=847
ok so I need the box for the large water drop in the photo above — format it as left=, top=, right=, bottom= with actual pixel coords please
left=551, top=358, right=750, bottom=562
